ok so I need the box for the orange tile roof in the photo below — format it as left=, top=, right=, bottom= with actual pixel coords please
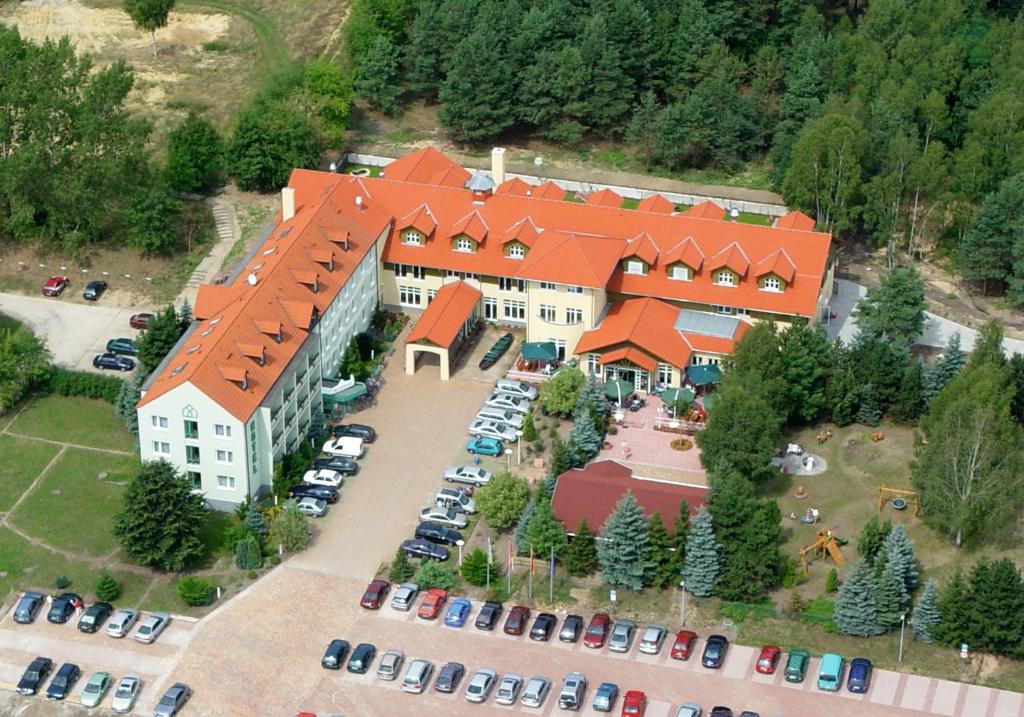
left=599, top=346, right=656, bottom=372
left=575, top=298, right=692, bottom=367
left=623, top=232, right=659, bottom=265
left=776, top=210, right=816, bottom=231
left=516, top=232, right=625, bottom=288
left=534, top=181, right=567, bottom=200
left=707, top=242, right=750, bottom=276
left=683, top=200, right=725, bottom=219
left=635, top=194, right=675, bottom=214
left=500, top=217, right=541, bottom=247
left=382, top=146, right=471, bottom=188
left=406, top=281, right=482, bottom=348
left=587, top=188, right=623, bottom=207
left=662, top=236, right=704, bottom=270
left=398, top=204, right=437, bottom=236
left=448, top=210, right=489, bottom=243
left=496, top=177, right=536, bottom=196
left=753, top=248, right=797, bottom=283
left=681, top=320, right=749, bottom=355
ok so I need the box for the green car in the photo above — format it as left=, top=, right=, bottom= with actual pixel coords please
left=784, top=649, right=810, bottom=683
left=106, top=338, right=137, bottom=356
left=80, top=671, right=111, bottom=708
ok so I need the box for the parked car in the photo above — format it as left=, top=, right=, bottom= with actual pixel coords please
left=360, top=579, right=390, bottom=609
left=312, top=456, right=359, bottom=475
left=321, top=436, right=364, bottom=459
left=153, top=683, right=190, bottom=717
left=42, top=275, right=69, bottom=296
left=133, top=612, right=170, bottom=643
left=332, top=423, right=376, bottom=442
left=77, top=601, right=113, bottom=633
left=418, top=588, right=448, bottom=619
left=816, top=653, right=844, bottom=692
left=475, top=601, right=503, bottom=630
left=415, top=521, right=461, bottom=545
left=418, top=506, right=468, bottom=529
left=702, top=635, right=729, bottom=669
left=17, top=657, right=53, bottom=695
left=504, top=605, right=530, bottom=635
left=93, top=353, right=135, bottom=371
left=560, top=614, right=583, bottom=642
left=468, top=418, right=519, bottom=442
left=376, top=650, right=404, bottom=681
left=675, top=705, right=703, bottom=717
left=436, top=487, right=475, bottom=514
left=784, top=649, right=811, bottom=683
left=622, top=690, right=647, bottom=716
left=444, top=464, right=494, bottom=484
left=584, top=612, right=611, bottom=648
left=301, top=469, right=344, bottom=488
left=288, top=483, right=338, bottom=503
left=558, top=672, right=588, bottom=710
left=495, top=378, right=538, bottom=400
left=46, top=662, right=80, bottom=700
left=738, top=712, right=760, bottom=717
left=495, top=673, right=523, bottom=706
left=671, top=630, right=698, bottom=660
left=464, top=668, right=497, bottom=703
left=709, top=708, right=734, bottom=717
left=476, top=406, right=524, bottom=429
left=521, top=675, right=551, bottom=708
left=592, top=681, right=619, bottom=712
left=529, top=612, right=557, bottom=641
left=755, top=645, right=782, bottom=674
left=13, top=591, right=45, bottom=624
left=434, top=661, right=465, bottom=693
left=47, top=592, right=82, bottom=623
left=346, top=643, right=376, bottom=674
left=290, top=496, right=327, bottom=517
left=466, top=437, right=503, bottom=456
left=484, top=392, right=532, bottom=414
left=321, top=639, right=350, bottom=670
left=110, top=673, right=140, bottom=713
left=105, top=338, right=138, bottom=356
left=847, top=657, right=873, bottom=693
left=609, top=619, right=637, bottom=653
left=401, top=659, right=434, bottom=694
left=638, top=624, right=667, bottom=654
left=129, top=313, right=153, bottom=329
left=106, top=608, right=138, bottom=637
left=445, top=598, right=472, bottom=628
left=80, top=671, right=112, bottom=708
left=391, top=582, right=419, bottom=611
left=82, top=280, right=108, bottom=301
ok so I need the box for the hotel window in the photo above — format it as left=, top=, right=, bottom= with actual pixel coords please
left=401, top=229, right=422, bottom=245
left=498, top=277, right=515, bottom=292
left=484, top=297, right=498, bottom=319
left=539, top=304, right=556, bottom=322
left=464, top=273, right=478, bottom=281
left=657, top=363, right=673, bottom=385
left=186, top=471, right=202, bottom=490
left=216, top=449, right=233, bottom=464
left=216, top=475, right=236, bottom=489
left=715, top=270, right=737, bottom=286
left=625, top=259, right=645, bottom=275
left=508, top=244, right=525, bottom=259
left=714, top=305, right=734, bottom=315
left=183, top=420, right=199, bottom=439
left=455, top=237, right=475, bottom=253
left=395, top=264, right=424, bottom=280
left=503, top=299, right=526, bottom=320
left=186, top=445, right=201, bottom=464
left=151, top=416, right=168, bottom=430
left=737, top=308, right=750, bottom=316
left=214, top=424, right=232, bottom=438
left=539, top=281, right=556, bottom=291
left=588, top=354, right=600, bottom=375
left=566, top=307, right=583, bottom=324
left=566, top=285, right=583, bottom=294
left=762, top=275, right=782, bottom=291
left=152, top=441, right=170, bottom=455
left=669, top=264, right=690, bottom=281
left=427, top=289, right=437, bottom=304
left=399, top=286, right=422, bottom=306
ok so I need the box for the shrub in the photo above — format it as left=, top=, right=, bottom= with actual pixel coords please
left=54, top=575, right=70, bottom=589
left=670, top=437, right=693, bottom=451
left=234, top=533, right=263, bottom=569
left=825, top=568, right=840, bottom=593
left=268, top=554, right=281, bottom=566
left=414, top=561, right=456, bottom=590
left=548, top=426, right=559, bottom=439
left=608, top=425, right=618, bottom=436
left=221, top=523, right=252, bottom=553
left=780, top=558, right=808, bottom=589
left=94, top=571, right=120, bottom=601
left=247, top=570, right=258, bottom=579
left=43, top=367, right=122, bottom=403
left=177, top=576, right=213, bottom=606
left=461, top=547, right=491, bottom=587
left=269, top=505, right=311, bottom=552
left=388, top=547, right=415, bottom=582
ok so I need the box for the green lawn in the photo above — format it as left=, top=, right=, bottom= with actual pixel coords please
left=724, top=211, right=774, bottom=226
left=0, top=312, right=22, bottom=331
left=621, top=198, right=640, bottom=210
left=9, top=395, right=136, bottom=452
left=141, top=571, right=239, bottom=614
left=0, top=436, right=59, bottom=511
left=11, top=448, right=136, bottom=556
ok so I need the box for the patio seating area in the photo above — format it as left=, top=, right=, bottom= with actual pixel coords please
left=597, top=397, right=708, bottom=477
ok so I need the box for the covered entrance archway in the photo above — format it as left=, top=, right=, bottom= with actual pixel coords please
left=404, top=281, right=481, bottom=381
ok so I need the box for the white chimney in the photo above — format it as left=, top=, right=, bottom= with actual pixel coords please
left=281, top=187, right=296, bottom=221
left=491, top=147, right=506, bottom=186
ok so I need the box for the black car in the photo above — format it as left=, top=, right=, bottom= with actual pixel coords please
left=702, top=634, right=729, bottom=669
left=559, top=614, right=584, bottom=642
left=312, top=456, right=359, bottom=476
left=83, top=280, right=108, bottom=301
left=346, top=642, right=376, bottom=674
left=46, top=662, right=80, bottom=700
left=47, top=592, right=81, bottom=624
left=13, top=591, right=45, bottom=624
left=475, top=601, right=503, bottom=630
left=321, top=639, right=350, bottom=670
left=289, top=483, right=339, bottom=504
left=332, top=423, right=376, bottom=443
left=738, top=712, right=760, bottom=717
left=401, top=539, right=449, bottom=562
left=709, top=709, right=734, bottom=717
left=414, top=521, right=462, bottom=546
left=17, top=657, right=53, bottom=695
left=529, top=612, right=558, bottom=641
left=93, top=353, right=135, bottom=371
left=77, top=601, right=113, bottom=633
left=435, top=662, right=465, bottom=693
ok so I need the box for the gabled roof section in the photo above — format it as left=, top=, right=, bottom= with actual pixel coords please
left=291, top=269, right=319, bottom=288
left=662, top=236, right=704, bottom=270
left=194, top=284, right=241, bottom=320
left=776, top=210, right=816, bottom=231
left=683, top=200, right=725, bottom=219
left=586, top=188, right=623, bottom=208
left=534, top=181, right=567, bottom=200
left=218, top=364, right=247, bottom=384
left=516, top=232, right=625, bottom=289
left=753, top=248, right=797, bottom=283
left=254, top=319, right=282, bottom=338
left=280, top=300, right=315, bottom=330
left=623, top=232, right=659, bottom=265
left=448, top=210, right=489, bottom=243
left=575, top=298, right=692, bottom=367
left=309, top=247, right=335, bottom=266
left=406, top=281, right=481, bottom=347
left=236, top=342, right=265, bottom=362
left=382, top=146, right=470, bottom=187
left=500, top=217, right=541, bottom=247
left=707, top=242, right=750, bottom=276
left=398, top=204, right=437, bottom=236
left=496, top=177, right=536, bottom=196
left=636, top=194, right=675, bottom=214
left=599, top=346, right=657, bottom=372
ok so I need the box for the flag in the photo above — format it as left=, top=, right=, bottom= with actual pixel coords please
left=487, top=536, right=493, bottom=565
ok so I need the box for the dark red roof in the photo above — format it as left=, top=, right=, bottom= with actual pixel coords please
left=551, top=460, right=707, bottom=533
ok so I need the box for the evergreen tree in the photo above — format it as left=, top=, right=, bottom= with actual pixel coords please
left=460, top=547, right=490, bottom=587
left=388, top=546, right=415, bottom=582
left=564, top=518, right=598, bottom=576
left=923, top=333, right=966, bottom=403
left=958, top=171, right=1024, bottom=295
left=853, top=265, right=927, bottom=348
left=438, top=23, right=516, bottom=143
left=891, top=359, right=925, bottom=424
left=229, top=101, right=320, bottom=192
left=643, top=514, right=677, bottom=589
left=94, top=571, right=120, bottom=601
left=164, top=111, right=225, bottom=193
left=403, top=0, right=443, bottom=99
left=879, top=523, right=920, bottom=592
left=911, top=578, right=941, bottom=643
left=548, top=436, right=573, bottom=481
left=968, top=320, right=1008, bottom=371
left=626, top=91, right=659, bottom=161
left=234, top=532, right=262, bottom=570
left=967, top=558, right=1024, bottom=657
left=577, top=14, right=632, bottom=134
left=875, top=561, right=909, bottom=633
left=708, top=471, right=782, bottom=601
left=115, top=370, right=145, bottom=436
left=933, top=567, right=971, bottom=645
left=524, top=497, right=567, bottom=556
left=825, top=568, right=840, bottom=593
left=682, top=506, right=720, bottom=597
left=244, top=501, right=268, bottom=544
left=672, top=501, right=690, bottom=567
left=513, top=499, right=536, bottom=555
left=853, top=386, right=882, bottom=426
left=826, top=341, right=862, bottom=426
left=833, top=559, right=881, bottom=637
left=136, top=305, right=186, bottom=374
left=597, top=491, right=651, bottom=590
left=697, top=374, right=783, bottom=482
left=177, top=298, right=192, bottom=331
left=857, top=516, right=892, bottom=565
left=569, top=405, right=602, bottom=463
left=780, top=321, right=831, bottom=423
left=521, top=411, right=538, bottom=442
left=576, top=373, right=608, bottom=430
left=355, top=34, right=402, bottom=116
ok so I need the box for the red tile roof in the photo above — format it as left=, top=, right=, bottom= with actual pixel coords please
left=382, top=146, right=471, bottom=188
left=398, top=204, right=437, bottom=236
left=448, top=210, right=489, bottom=242
left=753, top=248, right=797, bottom=283
left=587, top=188, right=623, bottom=207
left=576, top=298, right=692, bottom=367
left=623, top=233, right=659, bottom=265
left=551, top=460, right=707, bottom=532
left=707, top=242, right=750, bottom=276
left=776, top=210, right=816, bottom=231
left=599, top=347, right=656, bottom=372
left=496, top=177, right=536, bottom=196
left=406, top=280, right=482, bottom=347
left=662, top=237, right=704, bottom=270
left=515, top=232, right=625, bottom=289
left=683, top=200, right=725, bottom=219
left=636, top=194, right=675, bottom=214
left=500, top=217, right=541, bottom=247
left=534, top=181, right=568, bottom=200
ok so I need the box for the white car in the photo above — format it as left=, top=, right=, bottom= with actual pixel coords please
left=484, top=392, right=531, bottom=414
left=419, top=506, right=469, bottom=529
left=106, top=609, right=138, bottom=638
left=401, top=659, right=434, bottom=694
left=321, top=436, right=364, bottom=459
left=292, top=497, right=327, bottom=517
left=377, top=650, right=404, bottom=681
left=521, top=675, right=551, bottom=708
left=638, top=623, right=667, bottom=654
left=495, top=673, right=523, bottom=706
left=464, top=668, right=497, bottom=703
left=443, top=465, right=493, bottom=486
left=133, top=612, right=170, bottom=644
left=110, top=674, right=141, bottom=713
left=476, top=407, right=525, bottom=429
left=675, top=704, right=703, bottom=717
left=302, top=469, right=343, bottom=487
left=468, top=418, right=518, bottom=442
left=391, top=583, right=419, bottom=611
left=436, top=487, right=475, bottom=514
left=496, top=378, right=537, bottom=400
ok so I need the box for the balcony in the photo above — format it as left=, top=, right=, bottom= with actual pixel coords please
left=283, top=389, right=295, bottom=405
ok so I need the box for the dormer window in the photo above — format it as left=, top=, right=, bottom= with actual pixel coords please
left=507, top=243, right=525, bottom=260
left=714, top=270, right=737, bottom=286
left=761, top=275, right=782, bottom=292
left=625, top=259, right=646, bottom=275
left=402, top=229, right=423, bottom=245
left=455, top=237, right=475, bottom=253
left=669, top=264, right=692, bottom=281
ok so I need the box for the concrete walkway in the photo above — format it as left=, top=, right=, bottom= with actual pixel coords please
left=177, top=198, right=240, bottom=309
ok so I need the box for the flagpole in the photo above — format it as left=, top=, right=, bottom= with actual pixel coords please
left=486, top=536, right=492, bottom=591
left=529, top=545, right=534, bottom=600
left=507, top=539, right=513, bottom=595
left=549, top=545, right=555, bottom=602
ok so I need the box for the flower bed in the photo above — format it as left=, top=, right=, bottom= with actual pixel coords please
left=670, top=437, right=693, bottom=451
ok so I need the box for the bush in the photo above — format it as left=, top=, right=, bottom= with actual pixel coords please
left=247, top=570, right=259, bottom=580
left=234, top=533, right=263, bottom=569
left=43, top=367, right=122, bottom=403
left=718, top=601, right=775, bottom=623
left=548, top=425, right=559, bottom=439
left=825, top=568, right=840, bottom=593
left=414, top=561, right=456, bottom=590
left=177, top=576, right=213, bottom=606
left=780, top=558, right=808, bottom=589
left=388, top=547, right=415, bottom=582
left=54, top=575, right=70, bottom=589
left=268, top=554, right=281, bottom=566
left=269, top=505, right=311, bottom=552
left=461, top=547, right=491, bottom=587
left=94, top=571, right=120, bottom=601
left=221, top=523, right=252, bottom=553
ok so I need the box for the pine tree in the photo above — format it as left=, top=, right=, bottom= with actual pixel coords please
left=513, top=500, right=536, bottom=555
left=115, top=370, right=145, bottom=435
left=923, top=333, right=966, bottom=403
left=524, top=497, right=567, bottom=556
left=564, top=518, right=598, bottom=576
left=825, top=568, right=840, bottom=593
left=177, top=297, right=192, bottom=331
left=576, top=373, right=608, bottom=430
left=682, top=506, right=720, bottom=597
left=644, top=514, right=677, bottom=589
left=244, top=501, right=268, bottom=544
left=879, top=523, right=920, bottom=591
left=388, top=546, right=415, bottom=582
left=355, top=35, right=402, bottom=116
left=164, top=111, right=224, bottom=193
left=521, top=410, right=538, bottom=442
left=438, top=24, right=516, bottom=143
left=569, top=405, right=602, bottom=463
left=875, top=561, right=909, bottom=632
left=597, top=491, right=651, bottom=590
left=460, top=547, right=490, bottom=587
left=94, top=571, right=120, bottom=601
left=911, top=578, right=941, bottom=643
left=967, top=558, right=1024, bottom=656
left=891, top=359, right=925, bottom=424
left=234, top=532, right=262, bottom=570
left=708, top=471, right=782, bottom=601
left=672, top=501, right=690, bottom=569
left=857, top=516, right=892, bottom=565
left=854, top=384, right=882, bottom=426
left=549, top=436, right=573, bottom=479
left=833, top=559, right=881, bottom=637
left=934, top=567, right=972, bottom=645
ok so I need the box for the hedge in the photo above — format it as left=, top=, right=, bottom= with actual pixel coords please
left=43, top=367, right=123, bottom=403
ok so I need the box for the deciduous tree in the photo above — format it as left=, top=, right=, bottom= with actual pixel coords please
left=539, top=367, right=585, bottom=416
left=229, top=101, right=320, bottom=192
left=0, top=327, right=51, bottom=414
left=697, top=375, right=783, bottom=481
left=269, top=505, right=310, bottom=552
left=853, top=265, right=926, bottom=348
left=475, top=472, right=529, bottom=530
left=123, top=0, right=175, bottom=57
left=165, top=112, right=224, bottom=193
left=414, top=561, right=456, bottom=590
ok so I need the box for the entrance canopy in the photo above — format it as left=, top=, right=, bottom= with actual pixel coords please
left=686, top=364, right=722, bottom=386
left=599, top=347, right=656, bottom=372
left=522, top=341, right=557, bottom=361
left=407, top=281, right=482, bottom=348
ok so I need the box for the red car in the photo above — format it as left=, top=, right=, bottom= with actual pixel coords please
left=670, top=630, right=698, bottom=660
left=360, top=579, right=389, bottom=609
left=41, top=275, right=69, bottom=297
left=583, top=612, right=611, bottom=648
left=621, top=690, right=647, bottom=716
left=417, top=588, right=448, bottom=620
left=129, top=313, right=154, bottom=329
left=503, top=605, right=530, bottom=635
left=756, top=645, right=782, bottom=674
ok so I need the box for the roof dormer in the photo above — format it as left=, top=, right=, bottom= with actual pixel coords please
left=501, top=217, right=541, bottom=248
left=586, top=188, right=623, bottom=208
left=449, top=210, right=489, bottom=244
left=707, top=242, right=750, bottom=277
left=255, top=320, right=283, bottom=343
left=293, top=270, right=320, bottom=293
left=623, top=232, right=659, bottom=266
left=310, top=247, right=335, bottom=272
left=237, top=343, right=266, bottom=366
left=753, top=249, right=796, bottom=284
left=398, top=204, right=437, bottom=240
left=662, top=236, right=704, bottom=273
left=219, top=365, right=248, bottom=390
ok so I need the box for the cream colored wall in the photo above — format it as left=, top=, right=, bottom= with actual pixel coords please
left=525, top=282, right=602, bottom=350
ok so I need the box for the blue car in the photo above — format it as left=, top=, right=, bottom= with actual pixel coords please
left=445, top=598, right=473, bottom=628
left=847, top=657, right=873, bottom=693
left=592, top=681, right=619, bottom=712
left=467, top=437, right=503, bottom=456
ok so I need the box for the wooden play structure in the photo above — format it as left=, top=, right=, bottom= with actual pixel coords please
left=878, top=486, right=921, bottom=516
left=797, top=528, right=846, bottom=574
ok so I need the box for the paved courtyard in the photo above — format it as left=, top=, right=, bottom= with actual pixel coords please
left=597, top=400, right=706, bottom=482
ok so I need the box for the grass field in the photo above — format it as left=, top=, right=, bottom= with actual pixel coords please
left=0, top=436, right=59, bottom=512
left=9, top=395, right=137, bottom=452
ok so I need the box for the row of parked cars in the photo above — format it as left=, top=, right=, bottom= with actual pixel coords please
left=283, top=423, right=377, bottom=517
left=466, top=378, right=537, bottom=456
left=14, top=591, right=171, bottom=643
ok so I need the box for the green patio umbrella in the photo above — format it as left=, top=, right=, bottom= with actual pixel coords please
left=660, top=387, right=695, bottom=412
left=603, top=379, right=635, bottom=402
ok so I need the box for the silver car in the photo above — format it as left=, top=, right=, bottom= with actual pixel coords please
left=495, top=673, right=523, bottom=706
left=608, top=619, right=636, bottom=653
left=468, top=418, right=518, bottom=442
left=639, top=624, right=668, bottom=654
left=521, top=676, right=551, bottom=708
left=464, top=667, right=497, bottom=703
left=377, top=650, right=404, bottom=681
left=476, top=407, right=525, bottom=429
left=675, top=704, right=703, bottom=717
left=495, top=378, right=538, bottom=400
left=484, top=392, right=531, bottom=414
left=401, top=659, right=434, bottom=694
left=110, top=674, right=140, bottom=713
left=443, top=465, right=493, bottom=486
left=133, top=612, right=170, bottom=644
left=153, top=682, right=190, bottom=717
left=391, top=583, right=419, bottom=611
left=418, top=506, right=469, bottom=529
left=106, top=609, right=138, bottom=638
left=292, top=497, right=327, bottom=517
